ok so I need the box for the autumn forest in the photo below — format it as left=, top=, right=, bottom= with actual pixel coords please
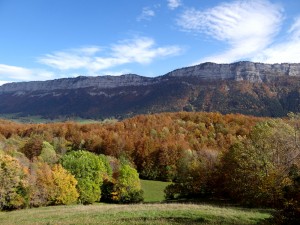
left=0, top=112, right=300, bottom=224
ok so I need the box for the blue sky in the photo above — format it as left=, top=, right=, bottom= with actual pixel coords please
left=0, top=0, right=300, bottom=85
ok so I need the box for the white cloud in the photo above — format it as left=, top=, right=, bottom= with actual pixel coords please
left=137, top=7, right=155, bottom=21
left=167, top=0, right=181, bottom=10
left=101, top=69, right=131, bottom=76
left=111, top=37, right=181, bottom=64
left=0, top=81, right=10, bottom=86
left=0, top=64, right=54, bottom=82
left=289, top=17, right=300, bottom=39
left=0, top=64, right=33, bottom=80
left=177, top=0, right=283, bottom=63
left=38, top=37, right=182, bottom=73
left=252, top=17, right=300, bottom=63
left=38, top=46, right=101, bottom=70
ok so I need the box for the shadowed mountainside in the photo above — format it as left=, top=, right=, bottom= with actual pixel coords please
left=1, top=61, right=300, bottom=119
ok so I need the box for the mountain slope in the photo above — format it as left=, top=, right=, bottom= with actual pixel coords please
left=1, top=61, right=300, bottom=119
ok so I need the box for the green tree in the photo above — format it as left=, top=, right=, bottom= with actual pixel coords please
left=221, top=141, right=280, bottom=206
left=114, top=164, right=143, bottom=203
left=165, top=148, right=218, bottom=199
left=39, top=141, right=58, bottom=164
left=61, top=150, right=106, bottom=204
left=220, top=120, right=300, bottom=207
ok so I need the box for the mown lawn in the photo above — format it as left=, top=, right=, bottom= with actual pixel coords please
left=141, top=179, right=171, bottom=202
left=0, top=203, right=271, bottom=225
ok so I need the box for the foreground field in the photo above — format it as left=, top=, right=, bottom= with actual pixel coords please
left=0, top=203, right=271, bottom=225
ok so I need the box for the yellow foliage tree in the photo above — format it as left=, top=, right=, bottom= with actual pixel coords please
left=0, top=153, right=29, bottom=210
left=29, top=161, right=78, bottom=206
left=52, top=164, right=79, bottom=205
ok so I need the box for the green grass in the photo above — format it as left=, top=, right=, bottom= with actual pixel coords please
left=0, top=114, right=52, bottom=123
left=141, top=179, right=171, bottom=203
left=0, top=114, right=117, bottom=124
left=0, top=203, right=271, bottom=225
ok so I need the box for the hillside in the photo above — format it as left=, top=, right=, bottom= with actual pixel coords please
left=0, top=112, right=299, bottom=223
left=1, top=61, right=300, bottom=119
left=0, top=112, right=262, bottom=181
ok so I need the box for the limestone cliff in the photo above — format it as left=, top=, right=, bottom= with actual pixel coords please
left=0, top=74, right=154, bottom=93
left=166, top=62, right=300, bottom=82
left=1, top=62, right=300, bottom=93
left=1, top=61, right=300, bottom=119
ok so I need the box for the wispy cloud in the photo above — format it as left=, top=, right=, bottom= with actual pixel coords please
left=137, top=7, right=155, bottom=22
left=0, top=64, right=54, bottom=82
left=289, top=17, right=300, bottom=38
left=38, top=37, right=182, bottom=73
left=0, top=64, right=33, bottom=80
left=167, top=0, right=181, bottom=10
left=38, top=46, right=102, bottom=70
left=111, top=37, right=181, bottom=64
left=252, top=17, right=300, bottom=63
left=177, top=0, right=283, bottom=63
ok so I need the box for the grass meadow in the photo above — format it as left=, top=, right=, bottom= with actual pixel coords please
left=0, top=165, right=272, bottom=224
left=0, top=203, right=271, bottom=225
left=0, top=180, right=270, bottom=225
left=140, top=179, right=171, bottom=202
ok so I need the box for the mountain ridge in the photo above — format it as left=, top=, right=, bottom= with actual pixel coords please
left=1, top=61, right=300, bottom=93
left=1, top=61, right=300, bottom=119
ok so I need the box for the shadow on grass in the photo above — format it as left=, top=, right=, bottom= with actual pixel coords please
left=120, top=217, right=206, bottom=224
left=163, top=198, right=274, bottom=215
left=164, top=197, right=238, bottom=207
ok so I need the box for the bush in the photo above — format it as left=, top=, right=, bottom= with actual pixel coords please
left=164, top=183, right=182, bottom=200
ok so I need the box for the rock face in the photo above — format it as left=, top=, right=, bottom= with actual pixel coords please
left=166, top=62, right=300, bottom=82
left=0, top=74, right=154, bottom=93
left=1, top=61, right=300, bottom=93
left=0, top=61, right=300, bottom=119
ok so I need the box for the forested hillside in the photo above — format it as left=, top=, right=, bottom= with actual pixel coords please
left=0, top=112, right=260, bottom=180
left=0, top=112, right=299, bottom=223
left=1, top=62, right=300, bottom=119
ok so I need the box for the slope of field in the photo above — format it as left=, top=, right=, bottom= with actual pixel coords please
left=0, top=203, right=270, bottom=225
